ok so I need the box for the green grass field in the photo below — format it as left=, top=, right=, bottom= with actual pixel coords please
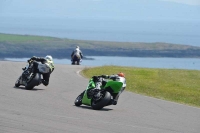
left=81, top=66, right=200, bottom=107
left=0, top=33, right=59, bottom=43
left=1, top=33, right=200, bottom=58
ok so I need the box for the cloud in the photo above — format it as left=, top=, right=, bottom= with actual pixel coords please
left=161, top=0, right=200, bottom=5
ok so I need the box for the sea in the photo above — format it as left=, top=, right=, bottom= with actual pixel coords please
left=5, top=56, right=200, bottom=70
left=0, top=19, right=200, bottom=47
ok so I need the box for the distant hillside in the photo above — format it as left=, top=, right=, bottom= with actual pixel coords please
left=1, top=33, right=200, bottom=59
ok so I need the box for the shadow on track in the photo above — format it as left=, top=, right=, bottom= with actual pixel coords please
left=13, top=86, right=44, bottom=91
left=73, top=105, right=113, bottom=111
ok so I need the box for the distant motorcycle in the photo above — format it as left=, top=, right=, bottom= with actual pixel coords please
left=71, top=54, right=82, bottom=65
left=15, top=59, right=42, bottom=90
left=74, top=76, right=123, bottom=110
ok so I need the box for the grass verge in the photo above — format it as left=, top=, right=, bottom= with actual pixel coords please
left=81, top=66, right=200, bottom=107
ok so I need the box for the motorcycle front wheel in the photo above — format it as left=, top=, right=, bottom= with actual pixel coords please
left=15, top=76, right=21, bottom=87
left=74, top=95, right=82, bottom=106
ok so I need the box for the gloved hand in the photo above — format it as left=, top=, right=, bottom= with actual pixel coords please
left=27, top=59, right=32, bottom=63
left=101, top=75, right=109, bottom=78
left=31, top=56, right=37, bottom=60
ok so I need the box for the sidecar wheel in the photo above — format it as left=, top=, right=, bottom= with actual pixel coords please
left=74, top=95, right=82, bottom=106
left=91, top=91, right=111, bottom=110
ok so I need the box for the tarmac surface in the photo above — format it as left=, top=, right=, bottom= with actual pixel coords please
left=0, top=61, right=200, bottom=133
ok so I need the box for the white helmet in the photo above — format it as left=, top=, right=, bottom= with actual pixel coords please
left=45, top=55, right=53, bottom=61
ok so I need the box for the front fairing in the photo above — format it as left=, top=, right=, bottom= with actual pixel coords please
left=86, top=79, right=96, bottom=90
left=82, top=78, right=96, bottom=105
left=21, top=61, right=40, bottom=86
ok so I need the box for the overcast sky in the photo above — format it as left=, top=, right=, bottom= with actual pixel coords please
left=0, top=0, right=200, bottom=21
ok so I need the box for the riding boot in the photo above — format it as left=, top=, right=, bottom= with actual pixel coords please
left=112, top=93, right=119, bottom=105
left=107, top=99, right=114, bottom=106
left=42, top=79, right=48, bottom=86
left=112, top=100, right=118, bottom=105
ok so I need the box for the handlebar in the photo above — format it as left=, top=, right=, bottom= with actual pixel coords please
left=27, top=59, right=33, bottom=64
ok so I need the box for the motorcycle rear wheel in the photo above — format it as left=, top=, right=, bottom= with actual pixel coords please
left=91, top=91, right=111, bottom=110
left=25, top=73, right=40, bottom=90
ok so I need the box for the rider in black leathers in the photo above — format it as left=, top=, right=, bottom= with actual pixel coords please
left=71, top=46, right=83, bottom=64
left=28, top=55, right=55, bottom=86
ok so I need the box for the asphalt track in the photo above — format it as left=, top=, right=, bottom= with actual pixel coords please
left=0, top=61, right=200, bottom=133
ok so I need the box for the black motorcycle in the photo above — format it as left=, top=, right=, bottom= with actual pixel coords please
left=15, top=59, right=42, bottom=90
